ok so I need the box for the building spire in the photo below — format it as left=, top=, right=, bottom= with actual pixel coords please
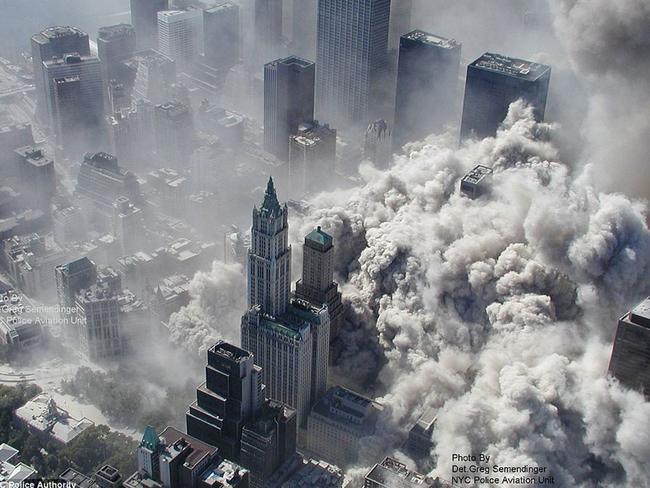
left=261, top=176, right=281, bottom=215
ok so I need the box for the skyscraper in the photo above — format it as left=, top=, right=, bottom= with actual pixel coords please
left=291, top=0, right=317, bottom=60
left=31, top=26, right=90, bottom=123
left=393, top=30, right=461, bottom=148
left=460, top=52, right=551, bottom=141
left=316, top=0, right=391, bottom=127
left=55, top=257, right=97, bottom=313
left=388, top=0, right=412, bottom=51
left=157, top=8, right=204, bottom=68
left=295, top=226, right=343, bottom=340
left=97, top=24, right=137, bottom=83
left=264, top=56, right=315, bottom=161
left=153, top=100, right=195, bottom=169
left=186, top=341, right=265, bottom=461
left=288, top=121, right=336, bottom=197
left=130, top=0, right=168, bottom=49
left=42, top=54, right=105, bottom=155
left=246, top=177, right=291, bottom=317
left=254, top=0, right=283, bottom=63
left=241, top=178, right=330, bottom=427
left=203, top=3, right=240, bottom=69
left=608, top=298, right=650, bottom=397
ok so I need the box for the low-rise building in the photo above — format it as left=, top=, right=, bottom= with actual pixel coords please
left=0, top=290, right=43, bottom=351
left=306, top=386, right=382, bottom=468
left=364, top=457, right=445, bottom=488
left=15, top=393, right=94, bottom=444
left=0, top=443, right=37, bottom=483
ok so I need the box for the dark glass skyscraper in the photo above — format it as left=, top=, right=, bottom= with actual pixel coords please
left=316, top=0, right=391, bottom=127
left=130, top=0, right=168, bottom=49
left=393, top=30, right=461, bottom=148
left=460, top=52, right=551, bottom=141
left=264, top=56, right=315, bottom=161
left=97, top=24, right=137, bottom=83
left=609, top=298, right=650, bottom=398
left=31, top=26, right=90, bottom=123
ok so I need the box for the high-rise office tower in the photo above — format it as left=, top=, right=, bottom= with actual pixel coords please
left=186, top=341, right=265, bottom=461
left=241, top=178, right=330, bottom=427
left=316, top=0, right=391, bottom=127
left=31, top=26, right=90, bottom=122
left=157, top=8, right=204, bottom=68
left=393, top=30, right=461, bottom=148
left=364, top=119, right=392, bottom=168
left=153, top=100, right=195, bottom=168
left=291, top=0, right=317, bottom=60
left=130, top=0, right=168, bottom=49
left=112, top=197, right=144, bottom=255
left=42, top=54, right=105, bottom=155
left=264, top=56, right=315, bottom=161
left=609, top=298, right=650, bottom=397
left=295, top=226, right=343, bottom=341
left=55, top=257, right=97, bottom=313
left=13, top=146, right=56, bottom=212
left=460, top=52, right=551, bottom=141
left=124, top=49, right=177, bottom=104
left=388, top=0, right=412, bottom=51
left=288, top=121, right=336, bottom=197
left=203, top=3, right=240, bottom=69
left=97, top=24, right=137, bottom=83
left=254, top=0, right=283, bottom=63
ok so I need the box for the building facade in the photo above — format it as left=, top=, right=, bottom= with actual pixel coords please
left=97, top=24, right=137, bottom=83
left=157, top=9, right=204, bottom=68
left=130, top=0, right=168, bottom=49
left=288, top=122, right=336, bottom=198
left=316, top=0, right=391, bottom=127
left=203, top=3, right=240, bottom=69
left=393, top=30, right=461, bottom=147
left=460, top=52, right=551, bottom=140
left=264, top=56, right=315, bottom=161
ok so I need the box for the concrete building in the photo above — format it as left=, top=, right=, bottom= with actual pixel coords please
left=406, top=408, right=436, bottom=459
left=108, top=99, right=156, bottom=165
left=316, top=0, right=391, bottom=126
left=13, top=146, right=56, bottom=211
left=459, top=164, right=492, bottom=199
left=0, top=290, right=44, bottom=352
left=42, top=54, right=105, bottom=155
left=0, top=125, right=34, bottom=177
left=95, top=465, right=123, bottom=488
left=460, top=52, right=551, bottom=140
left=254, top=0, right=283, bottom=64
left=294, top=226, right=343, bottom=341
left=393, top=30, right=461, bottom=147
left=150, top=274, right=191, bottom=324
left=306, top=386, right=382, bottom=468
left=31, top=26, right=90, bottom=122
left=154, top=101, right=195, bottom=168
left=97, top=24, right=137, bottom=83
left=186, top=341, right=265, bottom=461
left=364, top=120, right=392, bottom=168
left=609, top=298, right=650, bottom=397
left=241, top=178, right=330, bottom=427
left=112, top=196, right=144, bottom=255
left=157, top=9, right=204, bottom=68
left=203, top=3, right=240, bottom=69
left=264, top=56, right=315, bottom=161
left=288, top=122, right=336, bottom=198
left=55, top=257, right=97, bottom=313
left=123, top=49, right=177, bottom=104
left=0, top=444, right=36, bottom=483
left=14, top=393, right=94, bottom=445
left=76, top=152, right=141, bottom=213
left=130, top=0, right=168, bottom=49
left=364, top=457, right=440, bottom=488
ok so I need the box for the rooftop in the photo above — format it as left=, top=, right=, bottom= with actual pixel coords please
left=125, top=49, right=175, bottom=68
left=98, top=23, right=135, bottom=40
left=210, top=341, right=253, bottom=363
left=403, top=30, right=460, bottom=49
left=14, top=146, right=53, bottom=167
left=32, top=26, right=87, bottom=43
left=159, top=426, right=217, bottom=470
left=305, top=226, right=333, bottom=249
left=270, top=56, right=315, bottom=69
left=205, top=2, right=238, bottom=14
left=280, top=458, right=344, bottom=488
left=461, top=164, right=493, bottom=185
left=60, top=468, right=99, bottom=488
left=628, top=298, right=650, bottom=329
left=201, top=459, right=248, bottom=487
left=311, top=386, right=382, bottom=434
left=366, top=457, right=436, bottom=487
left=471, top=52, right=551, bottom=81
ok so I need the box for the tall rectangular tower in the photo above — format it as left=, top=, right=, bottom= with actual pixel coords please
left=97, top=24, right=137, bottom=83
left=203, top=3, right=240, bottom=69
left=186, top=341, right=264, bottom=461
left=316, top=0, right=391, bottom=127
left=264, top=56, right=315, bottom=161
left=460, top=52, right=551, bottom=141
left=291, top=0, right=317, bottom=60
left=609, top=298, right=650, bottom=397
left=393, top=30, right=461, bottom=148
left=157, top=8, right=204, bottom=68
left=31, top=26, right=90, bottom=123
left=130, top=0, right=168, bottom=49
left=255, top=0, right=283, bottom=63
left=247, top=177, right=291, bottom=317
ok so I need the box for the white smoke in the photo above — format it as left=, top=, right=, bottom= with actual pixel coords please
left=167, top=261, right=245, bottom=355
left=292, top=101, right=650, bottom=486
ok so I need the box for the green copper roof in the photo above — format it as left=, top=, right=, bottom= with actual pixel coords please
left=261, top=177, right=282, bottom=215
left=141, top=425, right=160, bottom=450
left=306, top=226, right=332, bottom=247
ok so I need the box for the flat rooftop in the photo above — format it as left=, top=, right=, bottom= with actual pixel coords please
left=270, top=56, right=314, bottom=69
left=33, top=26, right=87, bottom=43
left=210, top=341, right=252, bottom=362
left=366, top=457, right=435, bottom=487
left=627, top=298, right=650, bottom=329
left=403, top=30, right=460, bottom=49
left=471, top=52, right=550, bottom=81
left=461, top=164, right=493, bottom=185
